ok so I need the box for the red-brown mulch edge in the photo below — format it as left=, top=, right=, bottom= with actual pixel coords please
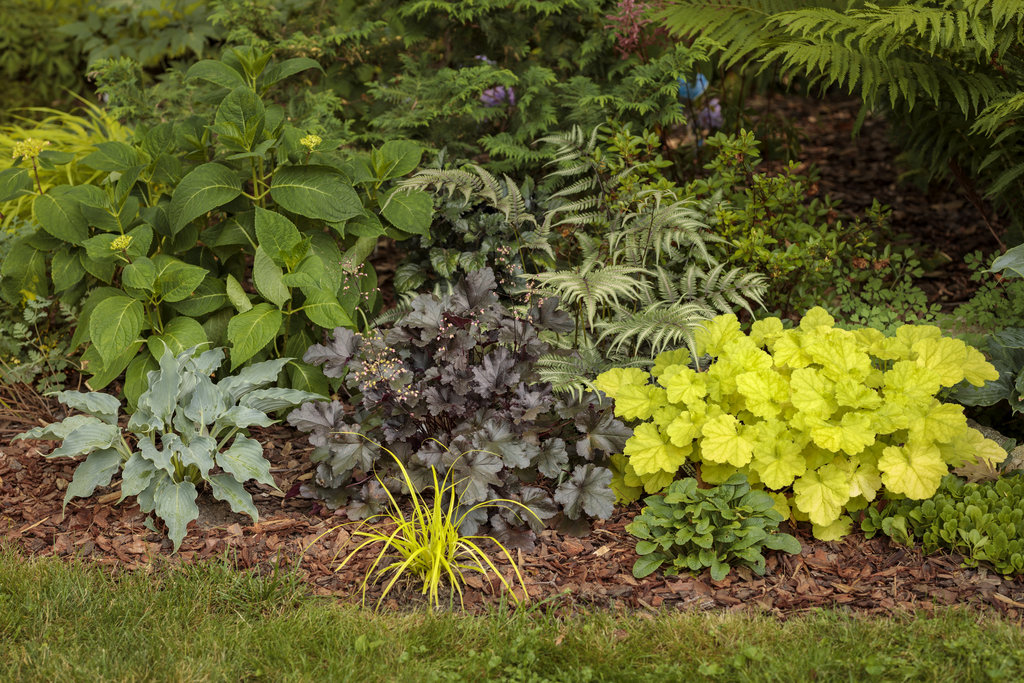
left=4, top=421, right=1024, bottom=619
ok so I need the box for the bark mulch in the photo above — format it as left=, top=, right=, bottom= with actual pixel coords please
left=4, top=415, right=1024, bottom=619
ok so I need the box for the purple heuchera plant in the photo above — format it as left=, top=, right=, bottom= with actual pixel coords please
left=288, top=268, right=629, bottom=549
left=480, top=85, right=516, bottom=107
left=696, top=97, right=723, bottom=129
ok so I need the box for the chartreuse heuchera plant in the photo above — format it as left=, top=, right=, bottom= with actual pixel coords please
left=627, top=474, right=801, bottom=581
left=595, top=307, right=1007, bottom=540
left=14, top=346, right=320, bottom=551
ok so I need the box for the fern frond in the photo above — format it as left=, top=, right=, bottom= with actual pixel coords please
left=530, top=264, right=651, bottom=329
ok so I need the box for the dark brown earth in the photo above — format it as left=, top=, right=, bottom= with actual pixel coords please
left=0, top=95, right=1017, bottom=617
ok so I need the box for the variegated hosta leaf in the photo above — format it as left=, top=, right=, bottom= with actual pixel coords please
left=217, top=434, right=276, bottom=487
left=217, top=356, right=292, bottom=402
left=154, top=478, right=200, bottom=552
left=55, top=390, right=121, bottom=425
left=209, top=473, right=259, bottom=523
left=239, top=387, right=325, bottom=414
left=49, top=421, right=120, bottom=459
left=15, top=414, right=102, bottom=443
left=63, top=448, right=122, bottom=513
left=119, top=451, right=157, bottom=503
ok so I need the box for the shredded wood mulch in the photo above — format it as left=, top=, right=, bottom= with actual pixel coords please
left=4, top=416, right=1024, bottom=619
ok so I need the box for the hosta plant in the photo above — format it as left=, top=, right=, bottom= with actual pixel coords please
left=862, top=472, right=1024, bottom=577
left=627, top=474, right=802, bottom=581
left=14, top=346, right=321, bottom=551
left=289, top=268, right=629, bottom=547
left=595, top=307, right=1007, bottom=540
left=328, top=440, right=534, bottom=610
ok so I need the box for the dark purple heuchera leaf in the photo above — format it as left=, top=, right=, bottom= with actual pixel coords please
left=450, top=267, right=499, bottom=313
left=396, top=295, right=445, bottom=344
left=496, top=318, right=548, bottom=361
left=554, top=464, right=614, bottom=520
left=534, top=437, right=569, bottom=478
left=457, top=505, right=490, bottom=536
left=529, top=295, right=574, bottom=333
left=472, top=348, right=520, bottom=397
left=288, top=401, right=348, bottom=446
left=324, top=431, right=378, bottom=474
left=345, top=480, right=391, bottom=520
left=490, top=513, right=536, bottom=552
left=303, top=327, right=360, bottom=378
left=509, top=384, right=552, bottom=422
left=476, top=420, right=536, bottom=469
left=453, top=449, right=503, bottom=504
left=518, top=486, right=559, bottom=532
left=574, top=409, right=632, bottom=461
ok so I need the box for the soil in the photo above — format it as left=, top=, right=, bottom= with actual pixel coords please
left=1, top=95, right=1019, bottom=618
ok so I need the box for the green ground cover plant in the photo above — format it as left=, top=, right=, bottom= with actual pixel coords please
left=3, top=550, right=1024, bottom=681
left=14, top=346, right=320, bottom=550
left=863, top=472, right=1024, bottom=576
left=594, top=307, right=1006, bottom=540
left=627, top=474, right=801, bottom=580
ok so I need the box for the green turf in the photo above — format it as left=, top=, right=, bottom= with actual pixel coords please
left=1, top=548, right=1021, bottom=682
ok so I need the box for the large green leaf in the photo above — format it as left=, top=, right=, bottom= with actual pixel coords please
left=153, top=255, right=209, bottom=303
left=168, top=163, right=242, bottom=234
left=34, top=185, right=89, bottom=243
left=991, top=243, right=1024, bottom=279
left=0, top=239, right=48, bottom=304
left=270, top=165, right=362, bottom=223
left=63, top=448, right=122, bottom=513
left=301, top=288, right=354, bottom=329
left=146, top=317, right=208, bottom=359
left=0, top=167, right=32, bottom=202
left=225, top=274, right=252, bottom=313
left=89, top=295, right=145, bottom=366
left=209, top=473, right=259, bottom=523
left=288, top=361, right=329, bottom=396
left=379, top=187, right=433, bottom=236
left=260, top=57, right=322, bottom=88
left=167, top=276, right=229, bottom=317
left=212, top=86, right=266, bottom=152
left=217, top=434, right=275, bottom=486
left=154, top=478, right=200, bottom=552
left=54, top=390, right=120, bottom=425
left=253, top=207, right=302, bottom=265
left=253, top=246, right=290, bottom=308
left=81, top=141, right=144, bottom=172
left=372, top=140, right=423, bottom=181
left=84, top=340, right=144, bottom=391
left=186, top=59, right=247, bottom=89
left=226, top=303, right=283, bottom=369
left=124, top=352, right=158, bottom=411
left=122, top=256, right=158, bottom=293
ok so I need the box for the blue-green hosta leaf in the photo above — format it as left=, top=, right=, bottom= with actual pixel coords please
left=217, top=435, right=275, bottom=486
left=239, top=387, right=324, bottom=413
left=183, top=375, right=229, bottom=425
left=127, top=409, right=163, bottom=435
left=270, top=165, right=362, bottom=223
left=119, top=451, right=157, bottom=502
left=154, top=478, right=200, bottom=552
left=554, top=464, right=614, bottom=520
left=209, top=473, right=259, bottom=523
left=213, top=406, right=275, bottom=434
left=88, top=295, right=145, bottom=366
left=49, top=421, right=120, bottom=459
left=136, top=470, right=169, bottom=514
left=15, top=415, right=102, bottom=443
left=163, top=433, right=217, bottom=477
left=137, top=348, right=181, bottom=425
left=138, top=436, right=175, bottom=475
left=54, top=391, right=120, bottom=425
left=218, top=356, right=292, bottom=402
left=168, top=163, right=242, bottom=235
left=226, top=304, right=283, bottom=370
left=991, top=243, right=1024, bottom=279
left=63, top=448, right=122, bottom=513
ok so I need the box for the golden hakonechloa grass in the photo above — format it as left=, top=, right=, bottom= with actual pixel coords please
left=315, top=438, right=537, bottom=610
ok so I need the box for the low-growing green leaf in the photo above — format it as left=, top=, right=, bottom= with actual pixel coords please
left=154, top=478, right=200, bottom=552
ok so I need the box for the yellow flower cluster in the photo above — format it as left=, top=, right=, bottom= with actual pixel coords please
left=110, top=234, right=134, bottom=251
left=11, top=138, right=50, bottom=161
left=299, top=134, right=322, bottom=151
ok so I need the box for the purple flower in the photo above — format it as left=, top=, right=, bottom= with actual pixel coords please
left=678, top=74, right=708, bottom=101
left=480, top=86, right=516, bottom=107
left=695, top=98, right=723, bottom=129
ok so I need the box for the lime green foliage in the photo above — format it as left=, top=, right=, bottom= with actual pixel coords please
left=13, top=346, right=321, bottom=551
left=0, top=102, right=133, bottom=228
left=659, top=0, right=1024, bottom=239
left=0, top=47, right=428, bottom=398
left=329, top=441, right=533, bottom=610
left=691, top=130, right=936, bottom=326
left=596, top=307, right=1006, bottom=539
left=863, top=473, right=1024, bottom=576
left=627, top=474, right=801, bottom=581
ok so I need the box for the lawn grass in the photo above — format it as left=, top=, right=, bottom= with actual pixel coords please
left=1, top=547, right=1022, bottom=682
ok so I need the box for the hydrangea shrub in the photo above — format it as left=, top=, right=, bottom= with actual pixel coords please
left=595, top=307, right=1005, bottom=540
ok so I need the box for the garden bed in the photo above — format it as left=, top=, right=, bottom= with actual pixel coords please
left=4, top=419, right=1023, bottom=619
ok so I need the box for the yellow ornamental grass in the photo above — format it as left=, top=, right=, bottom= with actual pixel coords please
left=596, top=307, right=1004, bottom=541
